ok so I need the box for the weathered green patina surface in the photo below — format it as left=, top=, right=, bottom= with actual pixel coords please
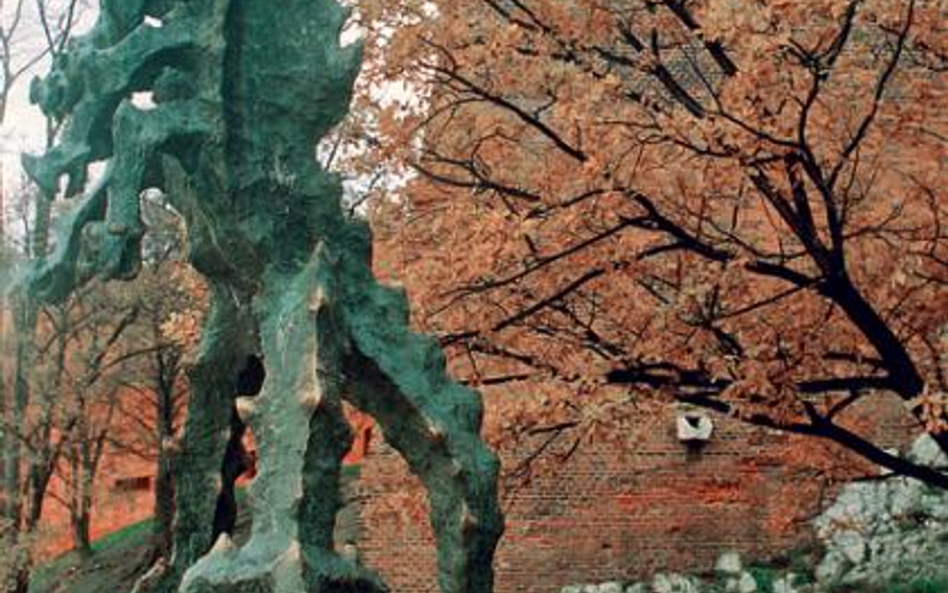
left=21, top=1, right=504, bottom=592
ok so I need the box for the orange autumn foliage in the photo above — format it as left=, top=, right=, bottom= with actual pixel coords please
left=347, top=0, right=948, bottom=486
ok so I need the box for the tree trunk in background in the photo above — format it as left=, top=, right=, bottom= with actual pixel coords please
left=2, top=302, right=34, bottom=593
left=0, top=360, right=6, bottom=523
left=4, top=298, right=34, bottom=535
left=153, top=349, right=178, bottom=558
left=2, top=186, right=54, bottom=593
left=2, top=168, right=59, bottom=593
left=154, top=440, right=175, bottom=558
left=9, top=563, right=29, bottom=593
left=69, top=443, right=94, bottom=558
left=211, top=412, right=247, bottom=541
left=71, top=510, right=92, bottom=559
left=0, top=159, right=6, bottom=521
left=0, top=8, right=87, bottom=588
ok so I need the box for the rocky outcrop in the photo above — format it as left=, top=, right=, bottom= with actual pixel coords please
left=814, top=435, right=948, bottom=587
left=554, top=555, right=805, bottom=593
left=555, top=436, right=948, bottom=593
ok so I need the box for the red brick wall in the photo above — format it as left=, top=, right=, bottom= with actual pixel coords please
left=35, top=412, right=371, bottom=559
left=356, top=395, right=915, bottom=593
left=28, top=389, right=915, bottom=591
left=36, top=442, right=155, bottom=558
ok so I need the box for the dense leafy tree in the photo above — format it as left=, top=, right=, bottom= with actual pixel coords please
left=356, top=0, right=948, bottom=487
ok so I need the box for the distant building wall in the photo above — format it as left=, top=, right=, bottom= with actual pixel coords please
left=356, top=395, right=915, bottom=593
left=31, top=389, right=915, bottom=593
left=36, top=443, right=154, bottom=558
left=34, top=408, right=374, bottom=559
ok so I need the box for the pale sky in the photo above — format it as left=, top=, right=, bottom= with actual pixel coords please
left=1, top=23, right=51, bottom=159
left=1, top=98, right=46, bottom=156
left=1, top=0, right=95, bottom=190
left=0, top=0, right=421, bottom=235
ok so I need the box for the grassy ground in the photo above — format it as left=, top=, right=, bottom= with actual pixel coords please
left=30, top=489, right=256, bottom=593
left=29, top=519, right=159, bottom=593
left=29, top=518, right=948, bottom=593
left=29, top=468, right=361, bottom=593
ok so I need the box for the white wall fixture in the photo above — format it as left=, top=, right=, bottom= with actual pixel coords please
left=676, top=409, right=714, bottom=444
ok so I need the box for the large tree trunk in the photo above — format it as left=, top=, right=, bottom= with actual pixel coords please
left=826, top=273, right=948, bottom=453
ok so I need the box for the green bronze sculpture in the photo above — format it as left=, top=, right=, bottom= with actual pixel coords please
left=20, top=1, right=504, bottom=592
